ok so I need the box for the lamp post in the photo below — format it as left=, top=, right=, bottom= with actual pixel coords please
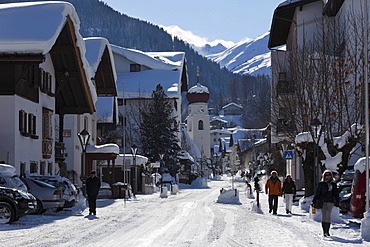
left=78, top=129, right=90, bottom=197
left=131, top=144, right=138, bottom=194
left=310, top=118, right=322, bottom=192
left=159, top=153, right=164, bottom=192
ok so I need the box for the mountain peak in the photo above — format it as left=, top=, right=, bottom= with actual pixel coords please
left=161, top=25, right=270, bottom=76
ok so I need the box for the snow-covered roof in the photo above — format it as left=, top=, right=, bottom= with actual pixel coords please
left=177, top=150, right=194, bottom=162
left=116, top=154, right=148, bottom=165
left=353, top=157, right=369, bottom=173
left=232, top=128, right=265, bottom=142
left=111, top=45, right=184, bottom=70
left=210, top=116, right=228, bottom=124
left=222, top=102, right=243, bottom=110
left=84, top=37, right=117, bottom=83
left=0, top=1, right=97, bottom=105
left=116, top=70, right=180, bottom=98
left=188, top=83, right=209, bottom=94
left=112, top=44, right=185, bottom=99
left=0, top=1, right=77, bottom=54
left=210, top=128, right=232, bottom=135
left=86, top=143, right=120, bottom=154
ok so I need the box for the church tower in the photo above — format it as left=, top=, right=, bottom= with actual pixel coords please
left=186, top=68, right=210, bottom=158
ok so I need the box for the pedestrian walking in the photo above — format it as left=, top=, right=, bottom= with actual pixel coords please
left=282, top=174, right=296, bottom=214
left=312, top=169, right=340, bottom=237
left=265, top=170, right=282, bottom=215
left=86, top=170, right=101, bottom=216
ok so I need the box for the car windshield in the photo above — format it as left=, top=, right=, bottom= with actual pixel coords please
left=30, top=178, right=56, bottom=188
left=10, top=175, right=27, bottom=191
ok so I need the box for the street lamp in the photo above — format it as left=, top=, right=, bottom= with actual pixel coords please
left=78, top=128, right=90, bottom=197
left=131, top=144, right=138, bottom=194
left=159, top=153, right=164, bottom=192
left=310, top=118, right=322, bottom=192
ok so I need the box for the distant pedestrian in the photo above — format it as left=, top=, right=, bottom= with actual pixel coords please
left=282, top=174, right=296, bottom=214
left=86, top=170, right=101, bottom=216
left=254, top=175, right=260, bottom=191
left=265, top=170, right=282, bottom=215
left=312, top=170, right=340, bottom=237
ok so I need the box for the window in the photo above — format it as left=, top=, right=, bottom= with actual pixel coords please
left=42, top=108, right=53, bottom=139
left=198, top=120, right=204, bottom=130
left=19, top=110, right=27, bottom=135
left=47, top=162, right=53, bottom=175
left=20, top=162, right=26, bottom=177
left=40, top=161, right=46, bottom=175
left=30, top=161, right=38, bottom=174
left=28, top=113, right=37, bottom=137
left=117, top=98, right=123, bottom=106
left=130, top=64, right=141, bottom=72
left=40, top=69, right=52, bottom=94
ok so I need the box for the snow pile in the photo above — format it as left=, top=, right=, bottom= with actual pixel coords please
left=171, top=184, right=179, bottom=195
left=362, top=210, right=370, bottom=241
left=160, top=187, right=168, bottom=198
left=190, top=177, right=209, bottom=188
left=216, top=188, right=241, bottom=205
left=250, top=200, right=263, bottom=214
left=300, top=196, right=344, bottom=223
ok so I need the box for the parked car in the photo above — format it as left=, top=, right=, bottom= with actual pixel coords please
left=0, top=186, right=37, bottom=224
left=20, top=177, right=64, bottom=214
left=338, top=183, right=352, bottom=213
left=0, top=164, right=27, bottom=192
left=29, top=175, right=78, bottom=209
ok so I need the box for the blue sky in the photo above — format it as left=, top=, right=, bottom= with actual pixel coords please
left=102, top=0, right=283, bottom=42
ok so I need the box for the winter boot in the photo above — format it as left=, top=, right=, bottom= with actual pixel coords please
left=322, top=222, right=327, bottom=237
left=326, top=223, right=331, bottom=236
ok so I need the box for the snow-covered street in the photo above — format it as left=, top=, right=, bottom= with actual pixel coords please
left=0, top=176, right=368, bottom=247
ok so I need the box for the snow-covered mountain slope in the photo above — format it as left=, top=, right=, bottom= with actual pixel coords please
left=206, top=32, right=271, bottom=76
left=161, top=25, right=271, bottom=76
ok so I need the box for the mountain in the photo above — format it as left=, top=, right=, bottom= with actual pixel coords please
left=163, top=25, right=271, bottom=76
left=160, top=25, right=234, bottom=56
left=207, top=33, right=271, bottom=76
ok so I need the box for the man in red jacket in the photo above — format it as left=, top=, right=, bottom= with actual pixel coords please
left=265, top=170, right=282, bottom=215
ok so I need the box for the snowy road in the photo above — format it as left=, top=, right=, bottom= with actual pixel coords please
left=0, top=177, right=367, bottom=247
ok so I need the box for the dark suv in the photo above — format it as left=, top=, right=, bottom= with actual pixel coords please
left=0, top=186, right=37, bottom=224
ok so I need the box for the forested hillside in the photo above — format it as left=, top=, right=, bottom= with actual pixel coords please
left=0, top=0, right=271, bottom=127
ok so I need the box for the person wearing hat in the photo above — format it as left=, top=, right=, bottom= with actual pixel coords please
left=312, top=169, right=340, bottom=237
left=265, top=170, right=282, bottom=215
left=86, top=170, right=101, bottom=216
left=282, top=174, right=296, bottom=214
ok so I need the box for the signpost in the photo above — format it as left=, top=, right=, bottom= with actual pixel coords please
left=283, top=150, right=294, bottom=160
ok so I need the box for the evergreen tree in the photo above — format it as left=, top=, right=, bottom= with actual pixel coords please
left=140, top=84, right=180, bottom=165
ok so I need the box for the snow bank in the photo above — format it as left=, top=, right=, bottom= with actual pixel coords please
left=300, top=196, right=344, bottom=223
left=216, top=188, right=241, bottom=205
left=362, top=210, right=370, bottom=241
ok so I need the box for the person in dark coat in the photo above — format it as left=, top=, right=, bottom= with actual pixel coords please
left=282, top=174, right=296, bottom=214
left=86, top=170, right=101, bottom=215
left=312, top=169, right=340, bottom=237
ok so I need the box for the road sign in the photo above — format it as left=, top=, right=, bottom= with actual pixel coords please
left=151, top=162, right=161, bottom=168
left=284, top=150, right=294, bottom=160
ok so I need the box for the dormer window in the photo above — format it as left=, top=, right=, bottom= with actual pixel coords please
left=130, top=64, right=141, bottom=72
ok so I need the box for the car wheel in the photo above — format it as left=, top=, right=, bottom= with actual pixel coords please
left=0, top=202, right=15, bottom=224
left=35, top=199, right=45, bottom=214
